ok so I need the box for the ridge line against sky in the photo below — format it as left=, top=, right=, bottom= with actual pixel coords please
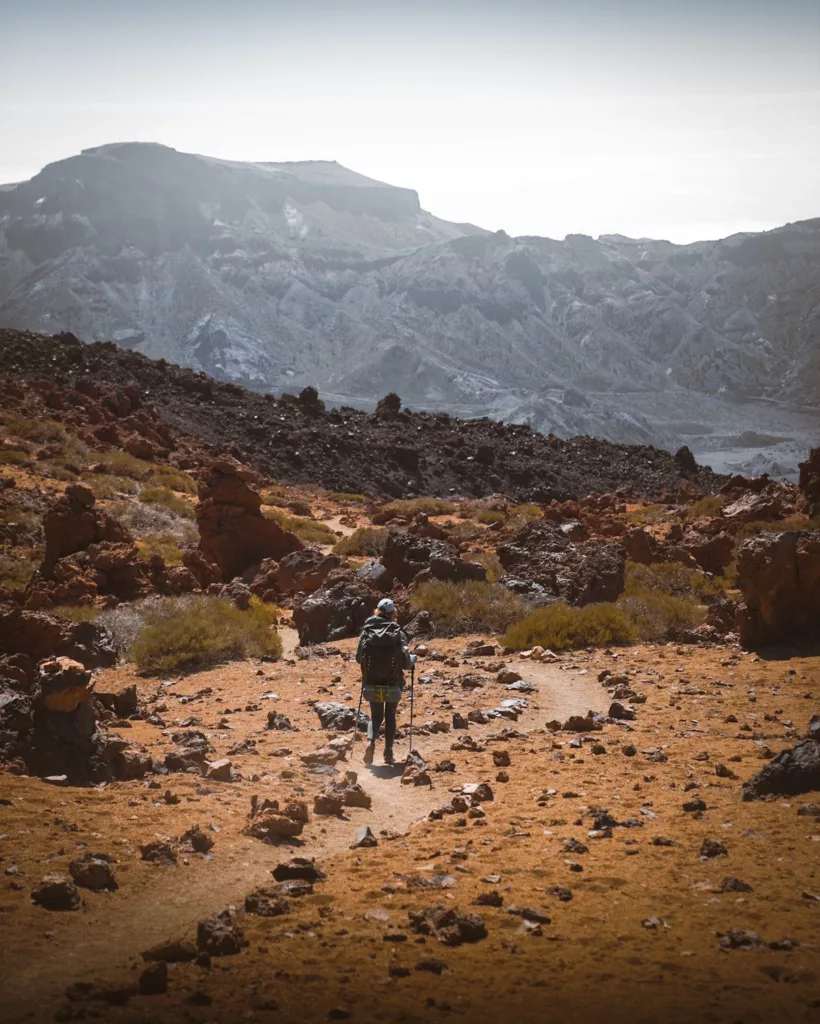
left=1, top=0, right=818, bottom=242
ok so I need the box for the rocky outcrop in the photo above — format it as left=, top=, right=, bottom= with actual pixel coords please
left=498, top=521, right=625, bottom=606
left=0, top=604, right=116, bottom=668
left=196, top=461, right=302, bottom=581
left=382, top=531, right=486, bottom=587
left=682, top=530, right=734, bottom=575
left=799, top=449, right=820, bottom=519
left=292, top=575, right=374, bottom=645
left=26, top=657, right=103, bottom=782
left=743, top=718, right=820, bottom=800
left=274, top=549, right=342, bottom=593
left=41, top=484, right=130, bottom=576
left=736, top=531, right=820, bottom=647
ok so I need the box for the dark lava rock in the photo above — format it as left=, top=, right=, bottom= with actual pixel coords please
left=293, top=577, right=374, bottom=645
left=69, top=854, right=118, bottom=891
left=138, top=962, right=168, bottom=996
left=717, top=928, right=766, bottom=950
left=141, top=939, right=198, bottom=963
left=245, top=888, right=291, bottom=917
left=683, top=798, right=707, bottom=813
left=546, top=886, right=573, bottom=902
left=180, top=826, right=214, bottom=854
left=721, top=877, right=753, bottom=893
left=314, top=702, right=367, bottom=731
left=140, top=841, right=178, bottom=866
left=742, top=733, right=820, bottom=800
left=351, top=826, right=378, bottom=849
left=271, top=857, right=326, bottom=883
left=267, top=711, right=293, bottom=731
left=699, top=838, right=728, bottom=859
left=408, top=906, right=488, bottom=946
left=609, top=701, right=636, bottom=721
left=31, top=874, right=81, bottom=911
left=196, top=909, right=247, bottom=956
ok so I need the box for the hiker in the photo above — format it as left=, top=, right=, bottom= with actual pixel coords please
left=355, top=597, right=413, bottom=766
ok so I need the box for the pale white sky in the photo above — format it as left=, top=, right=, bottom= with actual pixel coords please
left=1, top=0, right=818, bottom=242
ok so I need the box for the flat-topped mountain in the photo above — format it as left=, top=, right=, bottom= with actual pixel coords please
left=0, top=143, right=817, bottom=473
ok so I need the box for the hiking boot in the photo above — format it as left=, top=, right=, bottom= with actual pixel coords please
left=383, top=747, right=395, bottom=766
left=363, top=742, right=375, bottom=766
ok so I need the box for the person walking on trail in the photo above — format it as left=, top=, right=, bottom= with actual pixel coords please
left=355, top=597, right=413, bottom=766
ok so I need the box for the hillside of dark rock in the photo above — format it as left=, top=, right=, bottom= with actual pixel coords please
left=0, top=328, right=724, bottom=501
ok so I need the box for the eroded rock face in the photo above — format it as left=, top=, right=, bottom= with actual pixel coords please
left=799, top=448, right=820, bottom=519
left=382, top=531, right=486, bottom=587
left=0, top=604, right=116, bottom=668
left=293, top=576, right=374, bottom=645
left=498, top=521, right=625, bottom=606
left=197, top=461, right=302, bottom=581
left=276, top=549, right=342, bottom=593
left=736, top=531, right=820, bottom=647
left=743, top=722, right=820, bottom=800
left=41, top=484, right=130, bottom=576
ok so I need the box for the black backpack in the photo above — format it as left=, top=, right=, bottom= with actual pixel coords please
left=361, top=622, right=404, bottom=685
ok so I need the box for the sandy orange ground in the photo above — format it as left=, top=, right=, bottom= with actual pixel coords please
left=1, top=634, right=819, bottom=1024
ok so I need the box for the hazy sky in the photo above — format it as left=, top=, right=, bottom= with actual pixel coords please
left=1, top=0, right=818, bottom=241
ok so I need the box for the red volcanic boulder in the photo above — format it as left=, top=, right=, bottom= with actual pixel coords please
left=41, top=484, right=130, bottom=576
left=0, top=603, right=116, bottom=668
left=799, top=449, right=820, bottom=519
left=736, top=531, right=820, bottom=648
left=623, top=527, right=662, bottom=565
left=382, top=531, right=486, bottom=587
left=196, top=461, right=302, bottom=581
left=682, top=530, right=734, bottom=575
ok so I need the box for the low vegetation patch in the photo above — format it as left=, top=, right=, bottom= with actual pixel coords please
left=264, top=508, right=336, bottom=545
left=685, top=495, right=726, bottom=520
left=381, top=497, right=457, bottom=519
left=0, top=551, right=40, bottom=590
left=81, top=474, right=139, bottom=500
left=737, top=516, right=820, bottom=539
left=503, top=601, right=636, bottom=651
left=50, top=604, right=101, bottom=623
left=0, top=449, right=29, bottom=467
left=139, top=485, right=196, bottom=519
left=151, top=466, right=197, bottom=494
left=95, top=450, right=153, bottom=480
left=333, top=526, right=388, bottom=557
left=462, top=551, right=504, bottom=582
left=125, top=595, right=282, bottom=674
left=617, top=587, right=705, bottom=641
left=445, top=521, right=484, bottom=544
left=109, top=501, right=198, bottom=541
left=136, top=532, right=186, bottom=565
left=411, top=580, right=529, bottom=636
left=625, top=560, right=734, bottom=601
left=2, top=414, right=69, bottom=446
left=626, top=503, right=672, bottom=525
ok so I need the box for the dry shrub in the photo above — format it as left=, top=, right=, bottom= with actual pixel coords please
left=81, top=474, right=139, bottom=500
left=95, top=450, right=153, bottom=480
left=50, top=604, right=101, bottom=622
left=0, top=551, right=40, bottom=589
left=737, top=516, right=820, bottom=539
left=617, top=587, right=704, bottom=641
left=109, top=500, right=197, bottom=542
left=474, top=509, right=506, bottom=526
left=139, top=485, right=196, bottom=519
left=503, top=601, right=636, bottom=651
left=328, top=491, right=369, bottom=505
left=0, top=449, right=29, bottom=467
left=463, top=551, right=504, bottom=582
left=264, top=507, right=336, bottom=545
left=150, top=466, right=197, bottom=494
left=625, top=561, right=702, bottom=597
left=2, top=414, right=69, bottom=445
left=626, top=503, right=670, bottom=525
left=411, top=580, right=529, bottom=636
left=136, top=532, right=186, bottom=565
left=128, top=595, right=282, bottom=674
left=333, top=526, right=387, bottom=556
left=445, top=521, right=484, bottom=544
left=684, top=495, right=725, bottom=520
left=381, top=497, right=456, bottom=518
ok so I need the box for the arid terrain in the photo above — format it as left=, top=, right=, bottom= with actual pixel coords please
left=1, top=332, right=819, bottom=1024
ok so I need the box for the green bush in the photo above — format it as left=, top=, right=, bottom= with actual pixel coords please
left=264, top=508, right=336, bottom=545
left=411, top=580, right=529, bottom=636
left=139, top=485, right=196, bottom=519
left=333, top=526, right=388, bottom=556
left=503, top=601, right=636, bottom=651
left=618, top=587, right=704, bottom=641
left=131, top=595, right=282, bottom=674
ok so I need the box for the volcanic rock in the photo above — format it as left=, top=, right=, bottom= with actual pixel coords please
left=382, top=531, right=486, bottom=586
left=276, top=549, right=342, bottom=593
left=314, top=702, right=367, bottom=731
left=799, top=448, right=820, bottom=518
left=196, top=909, right=247, bottom=956
left=293, top=576, right=374, bottom=645
left=31, top=874, right=81, bottom=911
left=138, top=962, right=168, bottom=996
left=196, top=460, right=302, bottom=581
left=69, top=854, right=118, bottom=891
left=736, top=531, right=820, bottom=647
left=742, top=731, right=820, bottom=800
left=408, top=906, right=487, bottom=946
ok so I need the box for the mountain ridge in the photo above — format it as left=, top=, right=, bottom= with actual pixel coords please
left=0, top=142, right=817, bottom=474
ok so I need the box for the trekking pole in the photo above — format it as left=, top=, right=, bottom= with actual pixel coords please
left=354, top=682, right=365, bottom=744
left=408, top=661, right=415, bottom=755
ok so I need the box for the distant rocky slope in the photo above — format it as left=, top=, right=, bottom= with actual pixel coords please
left=0, top=328, right=722, bottom=501
left=0, top=143, right=817, bottom=467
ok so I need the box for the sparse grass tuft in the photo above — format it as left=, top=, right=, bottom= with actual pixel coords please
left=81, top=474, right=139, bottom=500
left=130, top=595, right=282, bottom=674
left=445, top=521, right=484, bottom=544
left=109, top=500, right=197, bottom=541
left=462, top=551, right=504, bottom=582
left=95, top=450, right=153, bottom=480
left=617, top=587, right=704, bottom=641
left=0, top=449, right=29, bottom=467
left=684, top=495, right=726, bottom=520
left=503, top=601, right=636, bottom=651
left=328, top=491, right=369, bottom=505
left=50, top=604, right=101, bottom=622
left=151, top=466, right=197, bottom=494
left=626, top=504, right=671, bottom=525
left=264, top=507, right=336, bottom=545
left=381, top=497, right=457, bottom=519
left=0, top=551, right=40, bottom=589
left=333, top=526, right=388, bottom=557
left=737, top=516, right=820, bottom=539
left=136, top=533, right=186, bottom=565
left=410, top=580, right=529, bottom=636
left=2, top=414, right=69, bottom=445
left=139, top=485, right=196, bottom=519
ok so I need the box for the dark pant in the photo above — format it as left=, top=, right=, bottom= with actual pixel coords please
left=367, top=702, right=397, bottom=749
